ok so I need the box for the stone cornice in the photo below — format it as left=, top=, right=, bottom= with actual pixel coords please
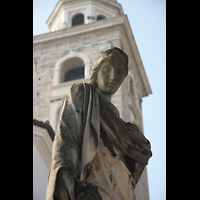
left=34, top=15, right=124, bottom=44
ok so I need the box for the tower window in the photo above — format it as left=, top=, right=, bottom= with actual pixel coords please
left=97, top=15, right=106, bottom=21
left=60, top=57, right=85, bottom=83
left=72, top=13, right=84, bottom=27
left=64, top=67, right=84, bottom=82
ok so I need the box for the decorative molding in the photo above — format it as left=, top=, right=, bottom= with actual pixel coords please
left=33, top=125, right=53, bottom=169
left=33, top=30, right=121, bottom=58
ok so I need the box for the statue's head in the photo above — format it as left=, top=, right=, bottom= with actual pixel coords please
left=89, top=47, right=128, bottom=97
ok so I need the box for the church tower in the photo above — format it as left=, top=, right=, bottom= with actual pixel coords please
left=33, top=0, right=152, bottom=199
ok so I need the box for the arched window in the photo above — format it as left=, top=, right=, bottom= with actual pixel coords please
left=64, top=67, right=84, bottom=82
left=52, top=51, right=90, bottom=85
left=60, top=57, right=85, bottom=83
left=97, top=15, right=106, bottom=21
left=72, top=13, right=84, bottom=27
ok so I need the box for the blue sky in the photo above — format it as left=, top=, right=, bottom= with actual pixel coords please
left=33, top=1, right=166, bottom=200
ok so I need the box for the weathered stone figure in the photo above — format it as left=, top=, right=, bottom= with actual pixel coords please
left=46, top=47, right=152, bottom=200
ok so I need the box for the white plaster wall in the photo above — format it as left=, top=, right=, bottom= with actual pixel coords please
left=33, top=145, right=49, bottom=200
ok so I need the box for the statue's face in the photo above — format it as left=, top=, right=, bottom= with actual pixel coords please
left=96, top=56, right=127, bottom=96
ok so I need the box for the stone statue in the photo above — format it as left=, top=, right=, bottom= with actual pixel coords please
left=46, top=47, right=152, bottom=200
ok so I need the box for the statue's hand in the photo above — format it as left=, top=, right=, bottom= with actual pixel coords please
left=74, top=178, right=87, bottom=197
left=74, top=180, right=102, bottom=200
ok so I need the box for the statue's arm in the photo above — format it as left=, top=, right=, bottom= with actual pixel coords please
left=51, top=84, right=85, bottom=200
left=120, top=119, right=151, bottom=185
left=48, top=83, right=102, bottom=200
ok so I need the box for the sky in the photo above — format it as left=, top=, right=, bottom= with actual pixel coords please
left=33, top=0, right=166, bottom=200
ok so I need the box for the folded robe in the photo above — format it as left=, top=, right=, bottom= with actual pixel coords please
left=46, top=83, right=152, bottom=200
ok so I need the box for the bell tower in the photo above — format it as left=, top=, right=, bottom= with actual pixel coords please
left=46, top=0, right=123, bottom=32
left=33, top=1, right=152, bottom=199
